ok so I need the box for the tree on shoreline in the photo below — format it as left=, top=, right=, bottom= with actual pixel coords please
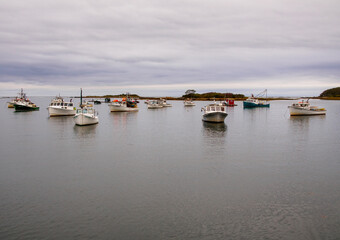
left=182, top=91, right=244, bottom=99
left=320, top=87, right=340, bottom=97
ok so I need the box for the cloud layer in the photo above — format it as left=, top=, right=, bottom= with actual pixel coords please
left=1, top=0, right=340, bottom=96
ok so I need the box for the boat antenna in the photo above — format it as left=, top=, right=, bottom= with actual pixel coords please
left=80, top=88, right=83, bottom=108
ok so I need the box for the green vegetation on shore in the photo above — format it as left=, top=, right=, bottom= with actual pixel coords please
left=81, top=92, right=295, bottom=101
left=77, top=87, right=340, bottom=101
left=319, top=87, right=340, bottom=98
left=182, top=91, right=245, bottom=100
left=80, top=93, right=140, bottom=98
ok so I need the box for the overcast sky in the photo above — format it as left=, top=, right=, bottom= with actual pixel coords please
left=1, top=0, right=340, bottom=97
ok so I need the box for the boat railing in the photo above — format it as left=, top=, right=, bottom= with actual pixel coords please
left=204, top=105, right=226, bottom=113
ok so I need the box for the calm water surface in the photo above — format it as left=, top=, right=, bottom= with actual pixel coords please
left=0, top=97, right=339, bottom=239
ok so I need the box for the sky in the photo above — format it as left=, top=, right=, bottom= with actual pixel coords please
left=1, top=0, right=340, bottom=97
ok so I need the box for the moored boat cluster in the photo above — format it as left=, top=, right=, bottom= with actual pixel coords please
left=7, top=89, right=327, bottom=126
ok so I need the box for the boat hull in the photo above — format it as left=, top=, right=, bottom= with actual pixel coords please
left=289, top=107, right=326, bottom=116
left=14, top=104, right=39, bottom=111
left=225, top=103, right=237, bottom=107
left=109, top=106, right=139, bottom=112
left=48, top=107, right=76, bottom=116
left=243, top=101, right=270, bottom=108
left=8, top=102, right=15, bottom=108
left=202, top=112, right=228, bottom=123
left=184, top=102, right=195, bottom=106
left=147, top=105, right=163, bottom=109
left=73, top=114, right=99, bottom=126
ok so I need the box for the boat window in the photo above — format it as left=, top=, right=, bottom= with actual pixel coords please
left=211, top=107, right=215, bottom=111
left=69, top=103, right=73, bottom=106
left=221, top=107, right=224, bottom=111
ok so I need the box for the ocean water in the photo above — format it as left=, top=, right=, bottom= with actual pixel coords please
left=0, top=97, right=339, bottom=240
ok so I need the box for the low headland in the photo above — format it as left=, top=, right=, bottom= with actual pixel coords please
left=316, top=87, right=340, bottom=100
left=81, top=87, right=340, bottom=101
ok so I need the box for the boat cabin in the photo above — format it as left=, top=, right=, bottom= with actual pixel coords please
left=50, top=102, right=74, bottom=107
left=76, top=108, right=95, bottom=114
left=205, top=105, right=226, bottom=113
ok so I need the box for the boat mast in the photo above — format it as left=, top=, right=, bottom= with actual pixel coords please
left=80, top=88, right=83, bottom=108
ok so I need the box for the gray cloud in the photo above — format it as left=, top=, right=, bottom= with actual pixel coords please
left=0, top=0, right=340, bottom=96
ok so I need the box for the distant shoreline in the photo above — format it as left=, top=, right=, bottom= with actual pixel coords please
left=1, top=96, right=339, bottom=100
left=76, top=96, right=340, bottom=101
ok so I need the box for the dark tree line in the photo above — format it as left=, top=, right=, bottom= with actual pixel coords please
left=320, top=87, right=340, bottom=97
left=182, top=90, right=244, bottom=99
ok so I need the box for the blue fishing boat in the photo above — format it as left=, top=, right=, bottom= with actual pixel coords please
left=243, top=89, right=270, bottom=108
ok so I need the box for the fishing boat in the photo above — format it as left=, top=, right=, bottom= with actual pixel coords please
left=223, top=99, right=237, bottom=107
left=184, top=99, right=195, bottom=106
left=73, top=89, right=99, bottom=126
left=13, top=100, right=40, bottom=111
left=108, top=98, right=138, bottom=112
left=243, top=89, right=270, bottom=108
left=74, top=108, right=99, bottom=126
left=47, top=96, right=76, bottom=116
left=159, top=98, right=172, bottom=107
left=13, top=90, right=39, bottom=111
left=147, top=100, right=163, bottom=109
left=7, top=101, right=15, bottom=108
left=288, top=99, right=326, bottom=116
left=201, top=103, right=228, bottom=123
left=7, top=88, right=26, bottom=108
left=94, top=100, right=102, bottom=104
left=82, top=101, right=93, bottom=107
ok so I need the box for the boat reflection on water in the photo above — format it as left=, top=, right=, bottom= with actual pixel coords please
left=73, top=124, right=97, bottom=138
left=48, top=115, right=74, bottom=123
left=202, top=122, right=227, bottom=138
left=289, top=114, right=325, bottom=133
left=202, top=122, right=227, bottom=156
left=110, top=111, right=138, bottom=128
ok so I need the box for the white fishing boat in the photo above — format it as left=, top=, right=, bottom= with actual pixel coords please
left=74, top=108, right=99, bottom=126
left=81, top=101, right=93, bottom=108
left=47, top=96, right=76, bottom=116
left=108, top=98, right=138, bottom=112
left=73, top=89, right=99, bottom=126
left=147, top=100, right=163, bottom=109
left=184, top=99, right=195, bottom=106
left=288, top=99, right=326, bottom=116
left=201, top=103, right=228, bottom=123
left=159, top=98, right=172, bottom=107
